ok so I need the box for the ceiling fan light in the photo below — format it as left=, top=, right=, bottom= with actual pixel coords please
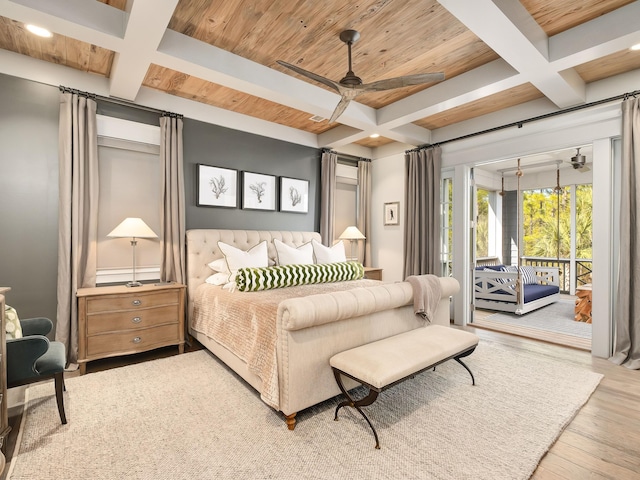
left=25, top=24, right=52, bottom=38
left=630, top=43, right=640, bottom=51
left=369, top=133, right=380, bottom=138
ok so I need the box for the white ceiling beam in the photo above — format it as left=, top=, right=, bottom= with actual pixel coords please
left=1, top=0, right=125, bottom=49
left=155, top=30, right=379, bottom=130
left=109, top=0, right=178, bottom=101
left=549, top=1, right=640, bottom=67
left=377, top=59, right=521, bottom=127
left=437, top=0, right=585, bottom=108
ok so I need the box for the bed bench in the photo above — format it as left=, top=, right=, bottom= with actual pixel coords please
left=330, top=325, right=479, bottom=448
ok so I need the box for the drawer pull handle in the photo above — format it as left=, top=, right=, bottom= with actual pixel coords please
left=132, top=299, right=142, bottom=306
left=133, top=336, right=142, bottom=344
left=132, top=316, right=142, bottom=324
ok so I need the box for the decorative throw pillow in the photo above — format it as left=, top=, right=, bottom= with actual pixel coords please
left=236, top=261, right=364, bottom=292
left=498, top=265, right=518, bottom=284
left=274, top=238, right=314, bottom=266
left=311, top=239, right=347, bottom=264
left=205, top=272, right=230, bottom=286
left=217, top=241, right=269, bottom=283
left=5, top=305, right=22, bottom=339
left=520, top=266, right=538, bottom=285
left=208, top=258, right=228, bottom=273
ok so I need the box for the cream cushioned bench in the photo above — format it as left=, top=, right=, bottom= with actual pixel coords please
left=330, top=325, right=479, bottom=448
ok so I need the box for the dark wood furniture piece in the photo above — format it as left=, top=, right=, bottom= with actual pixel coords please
left=76, top=283, right=185, bottom=374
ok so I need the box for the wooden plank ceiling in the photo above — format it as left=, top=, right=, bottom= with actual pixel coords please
left=0, top=0, right=638, bottom=150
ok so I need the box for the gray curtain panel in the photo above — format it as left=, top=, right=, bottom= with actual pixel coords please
left=403, top=147, right=442, bottom=278
left=159, top=116, right=186, bottom=284
left=56, top=92, right=99, bottom=364
left=320, top=151, right=338, bottom=246
left=357, top=160, right=372, bottom=265
left=611, top=97, right=640, bottom=369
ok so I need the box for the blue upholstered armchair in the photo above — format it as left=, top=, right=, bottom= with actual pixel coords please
left=6, top=316, right=67, bottom=424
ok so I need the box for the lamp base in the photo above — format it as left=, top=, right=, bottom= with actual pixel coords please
left=126, top=281, right=143, bottom=288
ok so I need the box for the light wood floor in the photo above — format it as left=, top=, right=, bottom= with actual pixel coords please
left=2, top=330, right=638, bottom=480
left=464, top=326, right=640, bottom=480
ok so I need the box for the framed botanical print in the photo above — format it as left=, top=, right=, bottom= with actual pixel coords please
left=280, top=177, right=309, bottom=213
left=242, top=171, right=277, bottom=211
left=197, top=164, right=238, bottom=208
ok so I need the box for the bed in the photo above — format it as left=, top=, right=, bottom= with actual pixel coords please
left=474, top=264, right=560, bottom=315
left=185, top=229, right=459, bottom=429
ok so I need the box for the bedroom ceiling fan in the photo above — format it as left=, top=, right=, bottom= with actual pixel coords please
left=277, top=30, right=445, bottom=123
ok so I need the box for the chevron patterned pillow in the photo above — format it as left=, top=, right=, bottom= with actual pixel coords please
left=236, top=261, right=365, bottom=292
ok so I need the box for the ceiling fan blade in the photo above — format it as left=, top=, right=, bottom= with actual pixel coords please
left=328, top=96, right=352, bottom=123
left=362, top=72, right=445, bottom=92
left=276, top=60, right=341, bottom=92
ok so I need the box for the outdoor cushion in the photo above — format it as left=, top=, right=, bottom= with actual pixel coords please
left=523, top=284, right=559, bottom=303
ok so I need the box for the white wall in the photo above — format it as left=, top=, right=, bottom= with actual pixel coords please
left=371, top=152, right=405, bottom=282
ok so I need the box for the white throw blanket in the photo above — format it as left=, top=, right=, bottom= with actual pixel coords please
left=406, top=274, right=442, bottom=323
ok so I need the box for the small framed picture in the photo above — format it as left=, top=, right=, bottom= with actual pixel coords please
left=280, top=177, right=309, bottom=213
left=197, top=164, right=238, bottom=208
left=242, top=171, right=277, bottom=211
left=384, top=202, right=400, bottom=225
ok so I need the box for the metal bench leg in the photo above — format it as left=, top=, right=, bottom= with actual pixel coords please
left=454, top=347, right=477, bottom=385
left=332, top=368, right=381, bottom=449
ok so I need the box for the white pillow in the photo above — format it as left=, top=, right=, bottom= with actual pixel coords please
left=218, top=241, right=269, bottom=274
left=311, top=239, right=347, bottom=264
left=274, top=238, right=314, bottom=266
left=205, top=272, right=230, bottom=286
left=208, top=258, right=228, bottom=273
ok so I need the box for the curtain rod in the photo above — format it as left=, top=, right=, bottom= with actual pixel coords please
left=405, top=88, right=639, bottom=154
left=321, top=148, right=371, bottom=162
left=59, top=85, right=183, bottom=118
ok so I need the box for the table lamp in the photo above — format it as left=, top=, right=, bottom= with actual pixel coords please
left=108, top=217, right=158, bottom=287
left=339, top=226, right=366, bottom=261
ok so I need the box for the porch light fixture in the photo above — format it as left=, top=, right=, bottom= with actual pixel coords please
left=339, top=226, right=366, bottom=261
left=631, top=43, right=640, bottom=51
left=369, top=133, right=380, bottom=138
left=108, top=217, right=158, bottom=287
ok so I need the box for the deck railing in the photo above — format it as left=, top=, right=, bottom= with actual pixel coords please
left=521, top=257, right=592, bottom=294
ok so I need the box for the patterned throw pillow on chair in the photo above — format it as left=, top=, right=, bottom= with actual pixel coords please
left=5, top=305, right=23, bottom=339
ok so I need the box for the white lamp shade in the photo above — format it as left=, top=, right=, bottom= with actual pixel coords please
left=338, top=226, right=365, bottom=240
left=108, top=218, right=158, bottom=239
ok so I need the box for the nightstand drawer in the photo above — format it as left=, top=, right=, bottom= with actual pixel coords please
left=85, top=290, right=179, bottom=314
left=87, top=324, right=180, bottom=357
left=86, top=304, right=179, bottom=335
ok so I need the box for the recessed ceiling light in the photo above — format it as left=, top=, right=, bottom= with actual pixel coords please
left=369, top=133, right=380, bottom=138
left=631, top=43, right=640, bottom=51
left=25, top=24, right=52, bottom=38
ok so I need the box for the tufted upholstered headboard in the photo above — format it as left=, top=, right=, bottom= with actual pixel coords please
left=185, top=229, right=321, bottom=316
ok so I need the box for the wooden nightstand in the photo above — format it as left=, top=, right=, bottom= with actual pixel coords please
left=363, top=267, right=383, bottom=281
left=76, top=283, right=186, bottom=374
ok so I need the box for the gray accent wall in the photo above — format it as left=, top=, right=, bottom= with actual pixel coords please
left=183, top=118, right=320, bottom=232
left=0, top=74, right=59, bottom=320
left=0, top=73, right=320, bottom=320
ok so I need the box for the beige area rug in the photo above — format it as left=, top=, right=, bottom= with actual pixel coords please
left=9, top=343, right=602, bottom=480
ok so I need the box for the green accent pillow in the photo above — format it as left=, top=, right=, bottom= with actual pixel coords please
left=5, top=305, right=23, bottom=339
left=236, top=261, right=365, bottom=292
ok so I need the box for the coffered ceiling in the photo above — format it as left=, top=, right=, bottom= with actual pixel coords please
left=0, top=0, right=639, bottom=153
